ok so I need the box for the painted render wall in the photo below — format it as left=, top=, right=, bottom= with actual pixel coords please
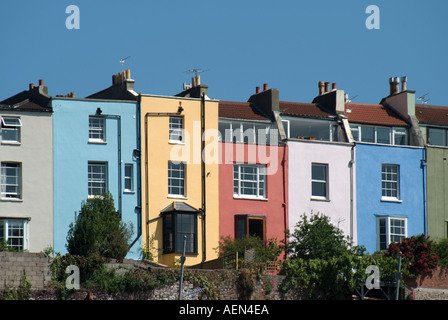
left=425, top=146, right=448, bottom=240
left=0, top=111, right=53, bottom=252
left=218, top=142, right=288, bottom=247
left=355, top=143, right=426, bottom=254
left=287, top=140, right=356, bottom=243
left=52, top=98, right=140, bottom=259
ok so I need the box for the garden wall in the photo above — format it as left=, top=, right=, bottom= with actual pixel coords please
left=404, top=266, right=448, bottom=300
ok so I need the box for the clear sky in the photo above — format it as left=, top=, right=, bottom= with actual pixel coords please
left=1, top=0, right=447, bottom=106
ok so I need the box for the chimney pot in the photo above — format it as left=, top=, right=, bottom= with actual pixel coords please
left=29, top=83, right=34, bottom=90
left=401, top=76, right=407, bottom=92
left=318, top=81, right=324, bottom=95
left=332, top=83, right=337, bottom=90
left=263, top=83, right=268, bottom=91
left=39, top=79, right=44, bottom=86
left=324, top=82, right=330, bottom=93
left=256, top=86, right=261, bottom=94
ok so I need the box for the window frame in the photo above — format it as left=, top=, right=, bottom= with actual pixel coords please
left=168, top=161, right=186, bottom=197
left=0, top=218, right=28, bottom=251
left=233, top=163, right=267, bottom=199
left=169, top=116, right=184, bottom=143
left=162, top=211, right=198, bottom=254
left=88, top=116, right=106, bottom=143
left=1, top=116, right=22, bottom=144
left=381, top=164, right=400, bottom=201
left=234, top=215, right=266, bottom=242
left=377, top=216, right=407, bottom=251
left=1, top=162, right=22, bottom=200
left=427, top=127, right=448, bottom=146
left=311, top=163, right=329, bottom=200
left=218, top=120, right=272, bottom=145
left=350, top=124, right=408, bottom=145
left=88, top=161, right=108, bottom=198
left=124, top=163, right=134, bottom=193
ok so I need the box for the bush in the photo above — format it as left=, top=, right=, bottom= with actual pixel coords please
left=435, top=238, right=448, bottom=267
left=385, top=234, right=438, bottom=277
left=66, top=192, right=134, bottom=260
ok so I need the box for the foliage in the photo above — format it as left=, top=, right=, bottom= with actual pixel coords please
left=50, top=253, right=108, bottom=284
left=385, top=234, right=438, bottom=277
left=286, top=212, right=364, bottom=260
left=66, top=192, right=134, bottom=260
left=435, top=238, right=448, bottom=268
left=0, top=270, right=32, bottom=300
left=217, top=235, right=283, bottom=265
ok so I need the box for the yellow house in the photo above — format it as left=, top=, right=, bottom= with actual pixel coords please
left=140, top=79, right=220, bottom=266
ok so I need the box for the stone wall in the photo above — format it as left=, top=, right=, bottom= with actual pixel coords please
left=0, top=251, right=52, bottom=290
left=404, top=266, right=448, bottom=300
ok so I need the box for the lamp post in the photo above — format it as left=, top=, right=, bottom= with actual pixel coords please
left=178, top=235, right=187, bottom=300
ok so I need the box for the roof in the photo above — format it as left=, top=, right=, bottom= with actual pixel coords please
left=160, top=202, right=200, bottom=213
left=416, top=104, right=448, bottom=125
left=345, top=102, right=408, bottom=127
left=219, top=101, right=271, bottom=121
left=0, top=98, right=52, bottom=112
left=279, top=101, right=335, bottom=119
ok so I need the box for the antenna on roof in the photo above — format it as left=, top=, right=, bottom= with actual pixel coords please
left=185, top=68, right=209, bottom=76
left=417, top=92, right=430, bottom=104
left=119, top=56, right=131, bottom=87
left=345, top=94, right=358, bottom=103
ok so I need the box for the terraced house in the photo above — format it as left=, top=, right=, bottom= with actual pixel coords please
left=0, top=80, right=53, bottom=253
left=140, top=75, right=220, bottom=267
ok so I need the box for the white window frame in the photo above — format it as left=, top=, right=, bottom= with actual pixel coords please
left=218, top=120, right=272, bottom=145
left=88, top=116, right=106, bottom=143
left=88, top=162, right=108, bottom=198
left=381, top=164, right=400, bottom=202
left=233, top=163, right=266, bottom=199
left=377, top=216, right=407, bottom=251
left=1, top=116, right=22, bottom=144
left=168, top=161, right=186, bottom=197
left=169, top=116, right=184, bottom=143
left=311, top=163, right=329, bottom=200
left=1, top=162, right=22, bottom=200
left=350, top=124, right=408, bottom=145
left=124, top=163, right=134, bottom=192
left=0, top=218, right=29, bottom=251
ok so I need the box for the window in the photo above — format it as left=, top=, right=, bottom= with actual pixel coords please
left=377, top=216, right=406, bottom=251
left=288, top=118, right=339, bottom=142
left=1, top=163, right=21, bottom=200
left=168, top=161, right=185, bottom=197
left=233, top=164, right=266, bottom=199
left=1, top=116, right=22, bottom=143
left=124, top=163, right=133, bottom=192
left=163, top=212, right=197, bottom=254
left=428, top=127, right=448, bottom=146
left=350, top=124, right=407, bottom=145
left=89, top=116, right=105, bottom=142
left=169, top=116, right=183, bottom=143
left=235, top=215, right=266, bottom=242
left=382, top=164, right=400, bottom=200
left=311, top=163, right=328, bottom=200
left=0, top=219, right=28, bottom=251
left=218, top=121, right=273, bottom=144
left=88, top=162, right=108, bottom=197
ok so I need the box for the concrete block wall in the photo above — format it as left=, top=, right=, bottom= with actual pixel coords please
left=0, top=251, right=52, bottom=290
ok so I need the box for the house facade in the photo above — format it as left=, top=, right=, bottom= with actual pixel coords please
left=52, top=71, right=141, bottom=259
left=415, top=103, right=448, bottom=240
left=347, top=78, right=426, bottom=253
left=140, top=76, right=220, bottom=267
left=218, top=88, right=288, bottom=251
left=0, top=80, right=54, bottom=253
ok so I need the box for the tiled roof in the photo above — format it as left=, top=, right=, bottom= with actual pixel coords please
left=416, top=104, right=448, bottom=125
left=279, top=101, right=335, bottom=119
left=219, top=101, right=271, bottom=121
left=0, top=99, right=52, bottom=112
left=345, top=102, right=408, bottom=127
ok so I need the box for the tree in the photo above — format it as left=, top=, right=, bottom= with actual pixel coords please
left=287, top=212, right=361, bottom=260
left=66, top=192, right=134, bottom=260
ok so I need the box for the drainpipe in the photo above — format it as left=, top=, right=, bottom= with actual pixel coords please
left=282, top=142, right=288, bottom=260
left=349, top=144, right=355, bottom=241
left=130, top=99, right=142, bottom=250
left=422, top=147, right=427, bottom=236
left=201, top=93, right=206, bottom=263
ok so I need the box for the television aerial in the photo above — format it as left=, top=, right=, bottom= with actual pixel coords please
left=120, top=56, right=131, bottom=70
left=185, top=68, right=209, bottom=76
left=417, top=92, right=430, bottom=104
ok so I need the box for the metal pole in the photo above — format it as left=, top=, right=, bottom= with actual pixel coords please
left=178, top=235, right=187, bottom=300
left=395, top=251, right=402, bottom=300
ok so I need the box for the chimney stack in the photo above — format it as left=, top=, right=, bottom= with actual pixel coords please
left=389, top=77, right=401, bottom=95
left=324, top=82, right=330, bottom=93
left=318, top=81, right=324, bottom=95
left=39, top=79, right=44, bottom=86
left=256, top=86, right=261, bottom=94
left=401, top=76, right=407, bottom=92
left=332, top=83, right=337, bottom=91
left=29, top=83, right=34, bottom=90
left=263, top=83, right=268, bottom=91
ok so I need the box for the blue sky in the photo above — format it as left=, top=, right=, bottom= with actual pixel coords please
left=1, top=0, right=447, bottom=106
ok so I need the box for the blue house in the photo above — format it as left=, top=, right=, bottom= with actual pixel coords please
left=52, top=70, right=142, bottom=259
left=346, top=77, right=426, bottom=253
